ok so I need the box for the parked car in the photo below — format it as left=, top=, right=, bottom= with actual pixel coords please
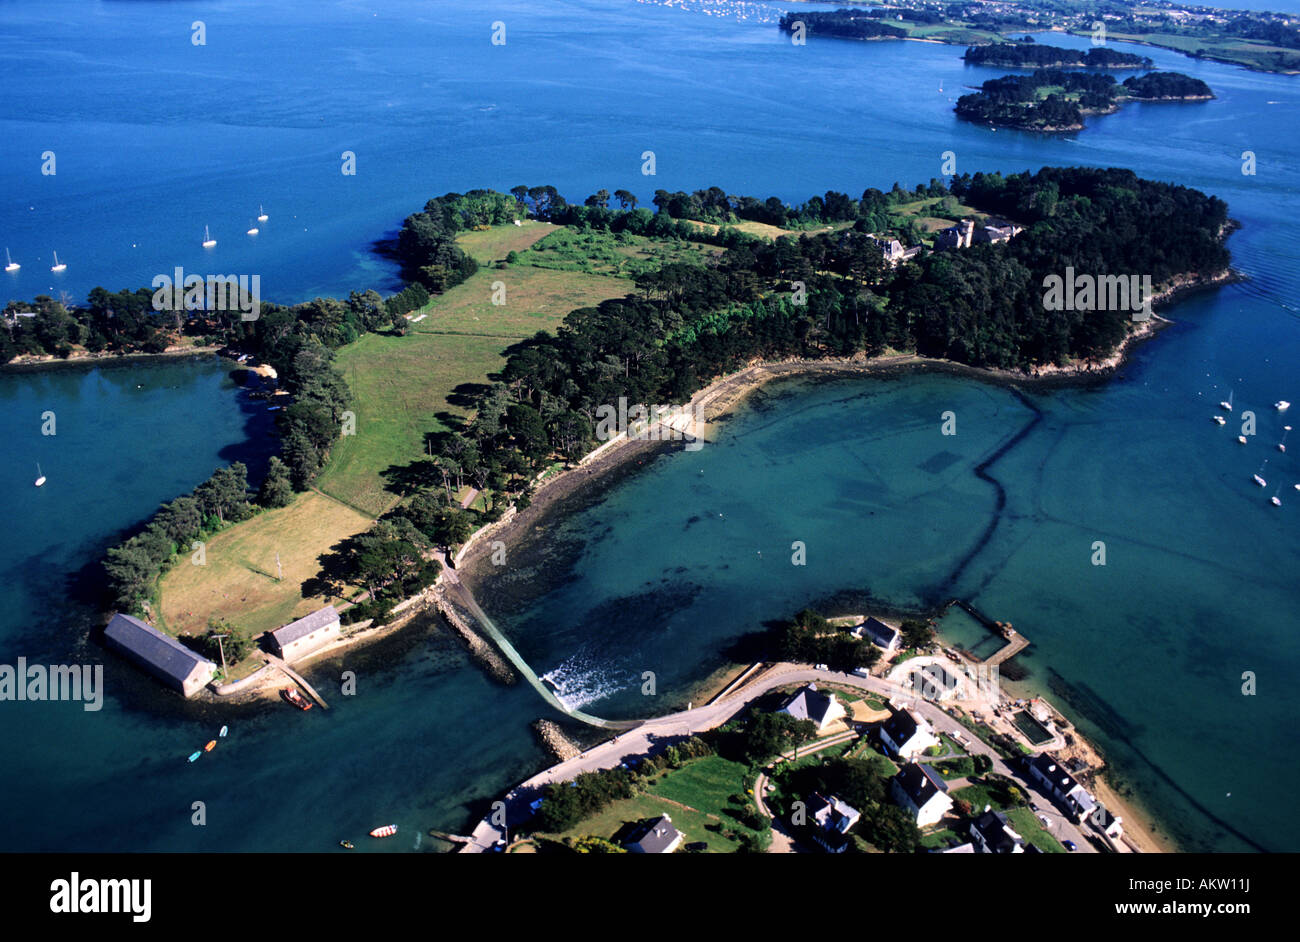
left=814, top=663, right=829, bottom=671
left=1063, top=839, right=1077, bottom=852
left=852, top=667, right=871, bottom=678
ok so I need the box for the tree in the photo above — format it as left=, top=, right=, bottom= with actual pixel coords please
left=257, top=456, right=295, bottom=508
left=900, top=618, right=935, bottom=650
left=572, top=835, right=625, bottom=853
left=613, top=189, right=637, bottom=210
left=102, top=543, right=157, bottom=608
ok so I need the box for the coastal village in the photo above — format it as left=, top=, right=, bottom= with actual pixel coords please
left=450, top=606, right=1144, bottom=855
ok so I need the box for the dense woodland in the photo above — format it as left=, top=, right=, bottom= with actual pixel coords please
left=778, top=10, right=907, bottom=40
left=423, top=168, right=1229, bottom=512
left=963, top=42, right=1153, bottom=69
left=1121, top=71, right=1214, bottom=99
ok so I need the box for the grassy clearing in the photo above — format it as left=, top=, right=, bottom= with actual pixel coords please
left=314, top=330, right=513, bottom=515
left=685, top=218, right=850, bottom=241
left=518, top=227, right=717, bottom=278
left=541, top=793, right=742, bottom=853
left=157, top=491, right=372, bottom=640
left=647, top=755, right=753, bottom=815
left=411, top=264, right=630, bottom=339
left=454, top=220, right=554, bottom=265
left=158, top=223, right=646, bottom=636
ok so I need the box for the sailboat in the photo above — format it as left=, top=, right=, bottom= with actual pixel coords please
left=50, top=251, right=65, bottom=273
left=4, top=248, right=18, bottom=272
left=202, top=225, right=217, bottom=248
left=257, top=204, right=268, bottom=222
left=1212, top=415, right=1226, bottom=425
left=1271, top=487, right=1282, bottom=507
left=1275, top=400, right=1290, bottom=411
left=1253, top=458, right=1267, bottom=488
left=1279, top=426, right=1291, bottom=453
left=34, top=463, right=45, bottom=487
left=1219, top=389, right=1234, bottom=412
left=246, top=219, right=259, bottom=236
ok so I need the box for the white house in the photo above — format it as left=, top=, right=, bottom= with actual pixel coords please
left=623, top=814, right=682, bottom=854
left=102, top=613, right=217, bottom=698
left=780, top=684, right=846, bottom=732
left=809, top=792, right=861, bottom=853
left=891, top=762, right=954, bottom=827
left=1027, top=752, right=1098, bottom=823
left=879, top=708, right=939, bottom=759
left=970, top=809, right=1025, bottom=854
left=269, top=606, right=341, bottom=664
left=854, top=616, right=900, bottom=653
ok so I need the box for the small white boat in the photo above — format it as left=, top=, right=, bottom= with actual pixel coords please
left=257, top=205, right=268, bottom=222
left=202, top=225, right=216, bottom=248
left=1275, top=401, right=1290, bottom=411
left=1271, top=495, right=1282, bottom=506
left=219, top=725, right=228, bottom=738
left=4, top=248, right=18, bottom=272
left=1220, top=389, right=1234, bottom=412
left=34, top=463, right=45, bottom=487
left=1238, top=435, right=1248, bottom=444
left=50, top=251, right=65, bottom=273
left=246, top=225, right=259, bottom=236
left=1212, top=415, right=1226, bottom=425
left=1253, top=474, right=1267, bottom=487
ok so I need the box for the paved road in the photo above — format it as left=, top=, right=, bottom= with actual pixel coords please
left=462, top=664, right=1097, bottom=852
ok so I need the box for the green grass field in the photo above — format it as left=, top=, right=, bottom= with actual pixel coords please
left=540, top=755, right=768, bottom=853
left=157, top=490, right=372, bottom=641
left=157, top=222, right=641, bottom=642
left=647, top=755, right=753, bottom=814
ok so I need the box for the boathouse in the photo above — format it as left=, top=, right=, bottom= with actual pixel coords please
left=102, top=613, right=217, bottom=698
left=269, top=606, right=341, bottom=663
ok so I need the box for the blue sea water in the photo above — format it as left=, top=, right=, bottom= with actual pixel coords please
left=1, top=0, right=1297, bottom=852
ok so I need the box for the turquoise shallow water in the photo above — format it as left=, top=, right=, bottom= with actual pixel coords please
left=1, top=0, right=1298, bottom=852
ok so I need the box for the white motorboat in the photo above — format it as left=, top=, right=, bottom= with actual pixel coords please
left=202, top=225, right=216, bottom=248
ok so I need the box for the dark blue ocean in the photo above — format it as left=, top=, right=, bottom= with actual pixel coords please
left=1, top=0, right=1298, bottom=852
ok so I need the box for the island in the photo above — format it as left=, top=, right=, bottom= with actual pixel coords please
left=14, top=167, right=1228, bottom=701
left=963, top=41, right=1154, bottom=70
left=955, top=69, right=1214, bottom=131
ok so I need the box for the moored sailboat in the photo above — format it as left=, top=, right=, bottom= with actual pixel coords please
left=4, top=248, right=18, bottom=272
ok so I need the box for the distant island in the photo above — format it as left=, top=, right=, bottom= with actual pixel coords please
left=956, top=70, right=1214, bottom=131
left=778, top=1, right=1300, bottom=75
left=963, top=42, right=1153, bottom=70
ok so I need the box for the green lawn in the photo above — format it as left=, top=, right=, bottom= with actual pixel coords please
left=157, top=490, right=373, bottom=639
left=541, top=793, right=744, bottom=853
left=158, top=221, right=641, bottom=636
left=647, top=755, right=753, bottom=816
left=952, top=781, right=1065, bottom=853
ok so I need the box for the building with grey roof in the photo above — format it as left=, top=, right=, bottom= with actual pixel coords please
left=622, top=814, right=683, bottom=854
left=891, top=761, right=954, bottom=827
left=102, top=613, right=217, bottom=698
left=269, top=605, right=340, bottom=663
left=780, top=684, right=846, bottom=731
left=855, top=616, right=900, bottom=652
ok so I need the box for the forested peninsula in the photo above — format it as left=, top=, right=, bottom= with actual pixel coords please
left=73, top=170, right=1232, bottom=630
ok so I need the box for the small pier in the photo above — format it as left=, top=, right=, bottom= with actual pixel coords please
left=263, top=652, right=330, bottom=709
